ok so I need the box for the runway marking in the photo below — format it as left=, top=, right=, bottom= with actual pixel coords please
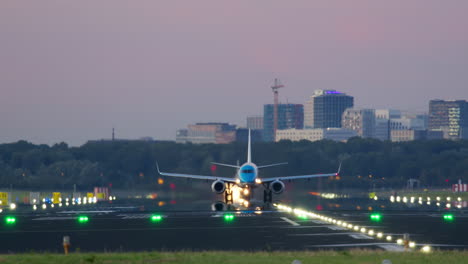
left=326, top=226, right=347, bottom=231
left=306, top=243, right=400, bottom=250
left=378, top=244, right=405, bottom=251
left=58, top=210, right=115, bottom=214
left=289, top=232, right=358, bottom=237
left=310, top=220, right=328, bottom=224
left=349, top=234, right=374, bottom=240
left=118, top=214, right=152, bottom=219
left=33, top=217, right=77, bottom=221
left=280, top=217, right=300, bottom=226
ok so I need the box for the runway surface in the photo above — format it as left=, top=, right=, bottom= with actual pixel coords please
left=1, top=198, right=467, bottom=253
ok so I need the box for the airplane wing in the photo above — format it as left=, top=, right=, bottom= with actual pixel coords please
left=260, top=172, right=338, bottom=183
left=259, top=162, right=341, bottom=183
left=156, top=163, right=237, bottom=183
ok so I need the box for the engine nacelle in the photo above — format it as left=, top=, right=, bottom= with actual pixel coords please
left=270, top=180, right=285, bottom=194
left=211, top=201, right=227, bottom=211
left=211, top=180, right=226, bottom=194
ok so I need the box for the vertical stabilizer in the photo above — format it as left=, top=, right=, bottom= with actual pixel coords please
left=247, top=129, right=252, bottom=163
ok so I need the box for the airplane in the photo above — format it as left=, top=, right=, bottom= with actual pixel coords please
left=156, top=130, right=341, bottom=208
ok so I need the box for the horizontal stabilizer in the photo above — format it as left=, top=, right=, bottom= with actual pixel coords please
left=257, top=162, right=288, bottom=169
left=211, top=162, right=240, bottom=169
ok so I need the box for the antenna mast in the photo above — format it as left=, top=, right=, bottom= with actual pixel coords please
left=271, top=78, right=284, bottom=141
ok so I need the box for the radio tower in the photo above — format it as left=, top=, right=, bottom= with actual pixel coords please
left=271, top=78, right=284, bottom=141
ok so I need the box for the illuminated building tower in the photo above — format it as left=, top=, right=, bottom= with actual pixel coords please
left=304, top=90, right=354, bottom=129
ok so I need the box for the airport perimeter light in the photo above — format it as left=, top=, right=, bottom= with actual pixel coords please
left=223, top=214, right=235, bottom=222
left=150, top=214, right=163, bottom=222
left=370, top=213, right=382, bottom=222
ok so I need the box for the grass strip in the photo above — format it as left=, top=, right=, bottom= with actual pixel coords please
left=0, top=250, right=467, bottom=264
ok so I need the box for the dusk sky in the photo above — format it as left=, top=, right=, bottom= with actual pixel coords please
left=1, top=1, right=467, bottom=146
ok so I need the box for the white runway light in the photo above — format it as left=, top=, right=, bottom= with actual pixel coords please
left=275, top=203, right=427, bottom=251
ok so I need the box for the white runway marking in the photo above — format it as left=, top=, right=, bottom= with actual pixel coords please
left=33, top=217, right=76, bottom=221
left=289, top=232, right=357, bottom=237
left=326, top=226, right=347, bottom=231
left=310, top=220, right=328, bottom=224
left=280, top=217, right=300, bottom=226
left=378, top=244, right=405, bottom=251
left=306, top=243, right=402, bottom=251
left=349, top=234, right=374, bottom=239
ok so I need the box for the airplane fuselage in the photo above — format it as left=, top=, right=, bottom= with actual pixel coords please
left=238, top=163, right=258, bottom=183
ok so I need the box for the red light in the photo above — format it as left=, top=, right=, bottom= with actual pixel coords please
left=169, top=183, right=176, bottom=190
left=170, top=200, right=176, bottom=204
left=316, top=204, right=323, bottom=211
left=211, top=164, right=217, bottom=173
left=445, top=179, right=449, bottom=183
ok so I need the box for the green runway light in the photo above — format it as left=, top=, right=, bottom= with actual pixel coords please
left=298, top=214, right=308, bottom=220
left=77, top=216, right=89, bottom=223
left=370, top=213, right=382, bottom=222
left=151, top=214, right=163, bottom=222
left=443, top=214, right=454, bottom=221
left=5, top=216, right=16, bottom=225
left=224, top=214, right=235, bottom=221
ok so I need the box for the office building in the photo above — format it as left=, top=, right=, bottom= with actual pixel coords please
left=246, top=115, right=263, bottom=130
left=263, top=104, right=304, bottom=142
left=304, top=90, right=354, bottom=129
left=342, top=108, right=375, bottom=138
left=276, top=128, right=357, bottom=142
left=429, top=100, right=468, bottom=139
left=176, top=123, right=237, bottom=144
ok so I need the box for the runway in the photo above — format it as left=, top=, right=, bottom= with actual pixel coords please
left=1, top=199, right=467, bottom=253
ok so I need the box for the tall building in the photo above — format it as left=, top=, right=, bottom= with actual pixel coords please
left=374, top=109, right=401, bottom=141
left=263, top=104, right=304, bottom=142
left=246, top=115, right=263, bottom=130
left=304, top=90, right=354, bottom=129
left=429, top=100, right=468, bottom=139
left=342, top=108, right=375, bottom=138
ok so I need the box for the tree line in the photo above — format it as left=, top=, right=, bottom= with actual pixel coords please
left=0, top=138, right=467, bottom=190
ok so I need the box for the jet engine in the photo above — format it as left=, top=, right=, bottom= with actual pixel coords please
left=211, top=180, right=226, bottom=194
left=211, top=201, right=227, bottom=211
left=270, top=180, right=285, bottom=194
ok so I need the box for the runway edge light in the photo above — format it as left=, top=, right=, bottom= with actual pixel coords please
left=151, top=214, right=163, bottom=222
left=443, top=213, right=454, bottom=222
left=224, top=213, right=235, bottom=222
left=77, top=215, right=89, bottom=223
left=370, top=213, right=382, bottom=222
left=5, top=216, right=16, bottom=225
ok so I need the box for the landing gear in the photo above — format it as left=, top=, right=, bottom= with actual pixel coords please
left=263, top=189, right=273, bottom=203
left=224, top=183, right=234, bottom=204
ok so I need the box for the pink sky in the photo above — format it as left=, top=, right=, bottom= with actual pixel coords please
left=1, top=1, right=467, bottom=145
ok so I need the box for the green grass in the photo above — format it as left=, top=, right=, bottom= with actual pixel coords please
left=0, top=250, right=467, bottom=264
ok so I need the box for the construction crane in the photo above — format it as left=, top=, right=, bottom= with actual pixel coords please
left=271, top=78, right=284, bottom=141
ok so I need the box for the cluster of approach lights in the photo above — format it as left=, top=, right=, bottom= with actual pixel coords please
left=27, top=196, right=117, bottom=211
left=389, top=195, right=464, bottom=209
left=275, top=203, right=436, bottom=253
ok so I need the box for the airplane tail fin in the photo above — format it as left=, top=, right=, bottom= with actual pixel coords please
left=247, top=129, right=252, bottom=163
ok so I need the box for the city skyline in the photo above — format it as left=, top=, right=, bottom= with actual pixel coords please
left=1, top=1, right=468, bottom=146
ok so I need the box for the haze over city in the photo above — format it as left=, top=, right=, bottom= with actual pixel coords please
left=1, top=1, right=468, bottom=146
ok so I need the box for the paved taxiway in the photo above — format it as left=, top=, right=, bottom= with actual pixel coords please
left=1, top=204, right=466, bottom=253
